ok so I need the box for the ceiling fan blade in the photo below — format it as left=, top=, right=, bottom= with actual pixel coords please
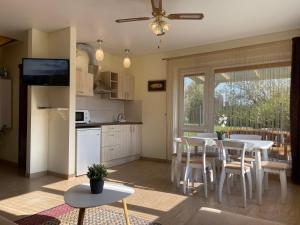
left=115, top=17, right=151, bottom=23
left=167, top=13, right=204, bottom=20
left=151, top=0, right=162, bottom=11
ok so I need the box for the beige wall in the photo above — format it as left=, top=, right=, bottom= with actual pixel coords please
left=129, top=55, right=167, bottom=159
left=27, top=28, right=76, bottom=176
left=129, top=28, right=300, bottom=160
left=0, top=40, right=28, bottom=163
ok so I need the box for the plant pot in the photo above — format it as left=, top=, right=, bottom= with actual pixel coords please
left=90, top=179, right=104, bottom=194
left=216, top=132, right=225, bottom=140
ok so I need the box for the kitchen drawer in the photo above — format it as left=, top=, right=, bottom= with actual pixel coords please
left=102, top=125, right=121, bottom=133
left=102, top=131, right=121, bottom=147
left=102, top=145, right=121, bottom=161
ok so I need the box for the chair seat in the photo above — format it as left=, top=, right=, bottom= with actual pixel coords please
left=225, top=162, right=252, bottom=171
left=261, top=161, right=289, bottom=170
left=230, top=155, right=255, bottom=163
left=181, top=156, right=214, bottom=164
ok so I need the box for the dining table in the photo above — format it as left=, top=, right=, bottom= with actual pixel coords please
left=190, top=136, right=274, bottom=205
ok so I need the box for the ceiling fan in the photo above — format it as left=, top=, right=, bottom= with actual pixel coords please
left=115, top=0, right=204, bottom=36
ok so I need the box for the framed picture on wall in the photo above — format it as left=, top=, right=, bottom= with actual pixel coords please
left=148, top=80, right=166, bottom=92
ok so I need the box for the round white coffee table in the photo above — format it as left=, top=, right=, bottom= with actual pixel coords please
left=64, top=182, right=135, bottom=225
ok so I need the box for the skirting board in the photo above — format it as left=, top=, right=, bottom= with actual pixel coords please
left=26, top=171, right=74, bottom=179
left=103, top=155, right=141, bottom=168
left=0, top=158, right=18, bottom=167
left=140, top=157, right=170, bottom=163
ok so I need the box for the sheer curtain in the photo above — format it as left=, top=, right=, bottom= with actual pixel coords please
left=166, top=40, right=292, bottom=160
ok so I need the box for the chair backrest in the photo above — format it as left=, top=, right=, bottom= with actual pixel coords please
left=173, top=137, right=183, bottom=161
left=183, top=137, right=210, bottom=167
left=219, top=140, right=247, bottom=172
left=230, top=134, right=262, bottom=140
left=197, top=132, right=217, bottom=138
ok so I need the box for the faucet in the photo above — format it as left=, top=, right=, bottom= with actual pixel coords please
left=117, top=113, right=126, bottom=122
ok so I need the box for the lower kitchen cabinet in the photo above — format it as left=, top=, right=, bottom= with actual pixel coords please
left=101, top=124, right=142, bottom=167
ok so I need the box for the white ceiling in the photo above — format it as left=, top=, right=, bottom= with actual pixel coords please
left=0, top=0, right=300, bottom=55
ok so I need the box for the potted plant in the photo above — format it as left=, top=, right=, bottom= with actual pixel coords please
left=216, top=114, right=228, bottom=140
left=87, top=164, right=108, bottom=194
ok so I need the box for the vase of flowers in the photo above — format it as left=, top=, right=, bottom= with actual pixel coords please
left=87, top=164, right=108, bottom=194
left=216, top=114, right=228, bottom=140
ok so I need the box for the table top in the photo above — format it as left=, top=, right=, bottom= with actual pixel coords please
left=189, top=136, right=274, bottom=150
left=64, top=182, right=134, bottom=209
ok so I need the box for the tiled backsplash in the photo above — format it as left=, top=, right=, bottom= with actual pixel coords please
left=76, top=95, right=124, bottom=122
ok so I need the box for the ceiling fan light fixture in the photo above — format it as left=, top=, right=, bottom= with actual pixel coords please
left=149, top=17, right=169, bottom=36
left=95, top=40, right=104, bottom=62
left=123, top=49, right=131, bottom=69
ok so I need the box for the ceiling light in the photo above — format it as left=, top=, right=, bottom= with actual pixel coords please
left=123, top=49, right=131, bottom=69
left=149, top=17, right=170, bottom=36
left=95, top=40, right=104, bottom=62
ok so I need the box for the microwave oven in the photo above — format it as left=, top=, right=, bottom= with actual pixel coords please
left=76, top=110, right=90, bottom=124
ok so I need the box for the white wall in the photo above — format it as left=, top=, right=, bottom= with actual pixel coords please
left=129, top=28, right=300, bottom=160
left=0, top=40, right=28, bottom=163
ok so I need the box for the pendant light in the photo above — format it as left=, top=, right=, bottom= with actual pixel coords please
left=123, top=49, right=131, bottom=69
left=95, top=40, right=104, bottom=62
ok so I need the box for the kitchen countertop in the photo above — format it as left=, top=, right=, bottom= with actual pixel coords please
left=76, top=121, right=143, bottom=128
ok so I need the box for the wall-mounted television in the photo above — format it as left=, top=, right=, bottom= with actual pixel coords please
left=22, top=58, right=69, bottom=86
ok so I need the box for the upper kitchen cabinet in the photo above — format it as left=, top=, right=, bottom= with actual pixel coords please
left=76, top=69, right=94, bottom=96
left=123, top=74, right=134, bottom=101
left=0, top=78, right=12, bottom=130
left=101, top=71, right=134, bottom=100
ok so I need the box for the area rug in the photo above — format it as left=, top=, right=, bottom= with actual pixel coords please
left=16, top=204, right=161, bottom=225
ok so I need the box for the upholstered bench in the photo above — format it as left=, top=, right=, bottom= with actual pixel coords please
left=185, top=207, right=284, bottom=225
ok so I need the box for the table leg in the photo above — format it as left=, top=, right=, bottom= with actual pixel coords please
left=78, top=208, right=85, bottom=225
left=122, top=199, right=131, bottom=225
left=255, top=150, right=262, bottom=205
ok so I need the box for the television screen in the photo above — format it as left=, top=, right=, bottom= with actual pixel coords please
left=22, top=58, right=69, bottom=86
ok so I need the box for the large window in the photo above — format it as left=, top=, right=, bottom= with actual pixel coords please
left=214, top=65, right=291, bottom=160
left=180, top=73, right=207, bottom=133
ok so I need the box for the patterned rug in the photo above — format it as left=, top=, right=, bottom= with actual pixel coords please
left=16, top=204, right=161, bottom=225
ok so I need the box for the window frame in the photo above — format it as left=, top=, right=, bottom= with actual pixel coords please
left=178, top=68, right=213, bottom=135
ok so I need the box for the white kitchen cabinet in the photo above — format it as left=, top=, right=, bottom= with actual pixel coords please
left=101, top=72, right=134, bottom=100
left=122, top=74, right=134, bottom=100
left=0, top=79, right=12, bottom=130
left=76, top=70, right=94, bottom=96
left=101, top=124, right=142, bottom=167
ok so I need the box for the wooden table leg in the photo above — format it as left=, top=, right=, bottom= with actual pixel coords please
left=78, top=208, right=85, bottom=225
left=122, top=199, right=131, bottom=225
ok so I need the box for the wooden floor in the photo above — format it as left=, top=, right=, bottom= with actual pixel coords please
left=0, top=160, right=300, bottom=225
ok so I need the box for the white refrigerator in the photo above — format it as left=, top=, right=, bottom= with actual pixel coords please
left=76, top=128, right=101, bottom=176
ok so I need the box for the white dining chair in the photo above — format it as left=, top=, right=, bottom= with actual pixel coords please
left=182, top=137, right=216, bottom=198
left=171, top=137, right=184, bottom=185
left=218, top=140, right=252, bottom=208
left=230, top=134, right=262, bottom=185
left=261, top=161, right=289, bottom=203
